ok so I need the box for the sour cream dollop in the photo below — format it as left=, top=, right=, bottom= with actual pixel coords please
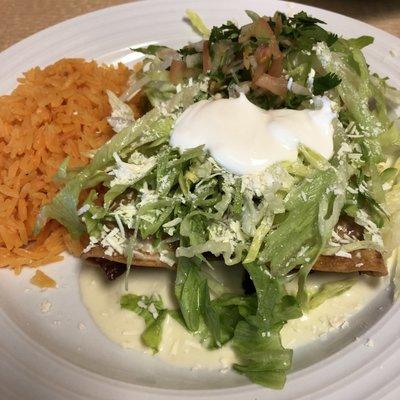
left=170, top=94, right=336, bottom=175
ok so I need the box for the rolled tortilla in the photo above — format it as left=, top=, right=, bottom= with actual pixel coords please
left=81, top=217, right=387, bottom=279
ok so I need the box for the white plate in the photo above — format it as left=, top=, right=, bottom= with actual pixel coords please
left=1, top=1, right=400, bottom=399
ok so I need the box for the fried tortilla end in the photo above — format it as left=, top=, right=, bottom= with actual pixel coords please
left=82, top=217, right=387, bottom=280
left=314, top=249, right=387, bottom=277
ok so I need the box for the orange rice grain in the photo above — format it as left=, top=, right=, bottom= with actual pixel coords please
left=0, top=58, right=129, bottom=271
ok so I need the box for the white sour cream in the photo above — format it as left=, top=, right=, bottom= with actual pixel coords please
left=80, top=264, right=389, bottom=371
left=170, top=94, right=336, bottom=175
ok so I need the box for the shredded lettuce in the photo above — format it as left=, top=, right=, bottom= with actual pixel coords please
left=308, top=278, right=356, bottom=309
left=232, top=322, right=292, bottom=389
left=185, top=9, right=211, bottom=38
left=232, top=262, right=301, bottom=388
left=261, top=168, right=344, bottom=277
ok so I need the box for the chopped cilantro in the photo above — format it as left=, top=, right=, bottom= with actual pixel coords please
left=313, top=72, right=342, bottom=95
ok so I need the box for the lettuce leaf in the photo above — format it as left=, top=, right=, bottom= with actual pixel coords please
left=232, top=262, right=301, bottom=389
left=261, top=168, right=343, bottom=277
left=232, top=322, right=292, bottom=389
left=120, top=293, right=166, bottom=352
left=315, top=41, right=388, bottom=163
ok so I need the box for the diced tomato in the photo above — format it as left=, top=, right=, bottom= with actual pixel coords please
left=240, top=17, right=275, bottom=42
left=268, top=56, right=284, bottom=77
left=202, top=41, right=212, bottom=73
left=170, top=60, right=187, bottom=84
left=255, top=74, right=287, bottom=96
left=254, top=44, right=272, bottom=64
left=273, top=12, right=283, bottom=36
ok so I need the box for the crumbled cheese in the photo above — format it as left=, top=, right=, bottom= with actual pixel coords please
left=40, top=300, right=52, bottom=313
left=346, top=186, right=358, bottom=195
left=335, top=249, right=352, bottom=259
left=208, top=220, right=245, bottom=249
left=313, top=42, right=331, bottom=69
left=77, top=204, right=90, bottom=216
left=139, top=213, right=158, bottom=224
left=241, top=164, right=293, bottom=197
left=358, top=181, right=368, bottom=194
left=164, top=226, right=176, bottom=236
left=83, top=236, right=99, bottom=253
left=159, top=250, right=176, bottom=267
left=297, top=245, right=309, bottom=258
left=78, top=322, right=87, bottom=331
left=306, top=68, right=316, bottom=89
left=100, top=227, right=126, bottom=255
left=287, top=77, right=293, bottom=91
left=331, top=230, right=353, bottom=245
left=138, top=182, right=159, bottom=206
left=355, top=209, right=383, bottom=247
left=337, top=142, right=352, bottom=157
left=148, top=303, right=159, bottom=319
left=163, top=218, right=182, bottom=229
left=365, top=339, right=374, bottom=348
left=137, top=300, right=147, bottom=309
left=113, top=203, right=137, bottom=229
left=104, top=247, right=114, bottom=256
left=109, top=152, right=156, bottom=187
left=106, top=90, right=135, bottom=132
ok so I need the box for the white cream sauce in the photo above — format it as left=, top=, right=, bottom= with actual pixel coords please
left=170, top=94, right=336, bottom=175
left=80, top=264, right=389, bottom=371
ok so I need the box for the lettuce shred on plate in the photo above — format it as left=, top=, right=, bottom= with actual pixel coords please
left=37, top=10, right=400, bottom=389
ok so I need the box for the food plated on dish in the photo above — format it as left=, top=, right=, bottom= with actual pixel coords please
left=1, top=8, right=400, bottom=391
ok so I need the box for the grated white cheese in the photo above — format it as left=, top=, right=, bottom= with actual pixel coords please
left=287, top=77, right=293, bottom=91
left=100, top=227, right=126, bottom=256
left=137, top=300, right=147, bottom=309
left=335, top=249, right=352, bottom=259
left=106, top=90, right=135, bottom=132
left=241, top=164, right=293, bottom=198
left=77, top=204, right=90, bottom=216
left=113, top=203, right=137, bottom=229
left=159, top=250, right=176, bottom=267
left=40, top=300, right=52, bottom=313
left=148, top=303, right=159, bottom=319
left=365, top=338, right=375, bottom=348
left=355, top=209, right=383, bottom=247
left=306, top=68, right=316, bottom=89
left=109, top=152, right=157, bottom=187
